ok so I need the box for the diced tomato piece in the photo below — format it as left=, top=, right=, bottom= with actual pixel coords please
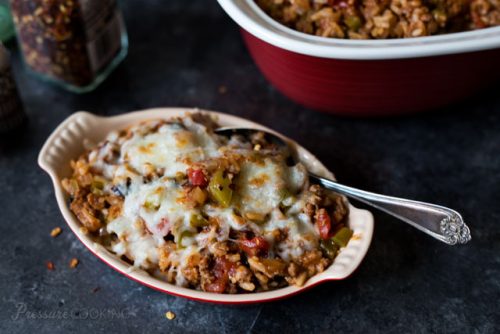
left=187, top=168, right=208, bottom=187
left=213, top=257, right=236, bottom=278
left=240, top=236, right=269, bottom=257
left=315, top=208, right=332, bottom=240
left=204, top=257, right=237, bottom=293
left=204, top=281, right=226, bottom=293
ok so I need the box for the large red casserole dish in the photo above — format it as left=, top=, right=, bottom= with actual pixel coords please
left=218, top=0, right=500, bottom=116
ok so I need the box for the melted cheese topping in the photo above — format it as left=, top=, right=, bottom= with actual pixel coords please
left=121, top=123, right=220, bottom=177
left=236, top=158, right=287, bottom=216
left=107, top=216, right=159, bottom=268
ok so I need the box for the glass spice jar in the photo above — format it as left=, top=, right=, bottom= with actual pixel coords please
left=10, top=0, right=128, bottom=93
left=0, top=42, right=26, bottom=134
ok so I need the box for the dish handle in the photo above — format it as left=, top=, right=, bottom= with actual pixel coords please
left=38, top=111, right=103, bottom=178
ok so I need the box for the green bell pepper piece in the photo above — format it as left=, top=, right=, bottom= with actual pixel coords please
left=208, top=169, right=232, bottom=207
left=190, top=214, right=208, bottom=228
left=178, top=230, right=195, bottom=249
left=332, top=227, right=353, bottom=248
left=320, top=239, right=338, bottom=259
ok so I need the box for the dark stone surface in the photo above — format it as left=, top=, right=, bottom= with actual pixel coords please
left=1, top=1, right=499, bottom=333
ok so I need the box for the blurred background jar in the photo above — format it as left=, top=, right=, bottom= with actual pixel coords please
left=0, top=42, right=26, bottom=134
left=10, top=0, right=128, bottom=93
left=0, top=0, right=15, bottom=42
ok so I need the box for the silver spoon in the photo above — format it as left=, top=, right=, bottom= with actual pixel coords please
left=215, top=127, right=471, bottom=246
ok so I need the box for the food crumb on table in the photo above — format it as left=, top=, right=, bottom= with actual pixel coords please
left=46, top=261, right=55, bottom=270
left=218, top=85, right=227, bottom=94
left=50, top=227, right=62, bottom=237
left=165, top=311, right=176, bottom=320
left=69, top=258, right=79, bottom=268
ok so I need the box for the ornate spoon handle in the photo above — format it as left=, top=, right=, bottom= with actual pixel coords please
left=310, top=174, right=471, bottom=245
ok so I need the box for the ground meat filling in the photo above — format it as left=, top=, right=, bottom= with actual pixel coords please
left=256, top=0, right=500, bottom=39
left=62, top=114, right=352, bottom=293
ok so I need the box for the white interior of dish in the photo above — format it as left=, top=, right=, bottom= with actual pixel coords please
left=218, top=0, right=500, bottom=60
left=38, top=108, right=374, bottom=303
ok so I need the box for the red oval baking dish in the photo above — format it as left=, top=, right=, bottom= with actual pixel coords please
left=218, top=0, right=500, bottom=116
left=38, top=108, right=374, bottom=304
